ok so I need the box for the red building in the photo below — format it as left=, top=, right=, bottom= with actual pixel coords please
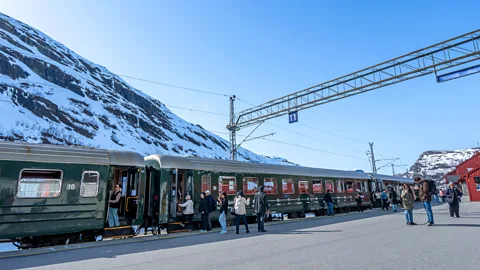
left=459, top=167, right=480, bottom=201
left=445, top=152, right=480, bottom=201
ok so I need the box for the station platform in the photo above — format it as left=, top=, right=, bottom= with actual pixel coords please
left=1, top=202, right=479, bottom=270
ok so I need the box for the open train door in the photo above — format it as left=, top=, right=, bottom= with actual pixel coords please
left=186, top=170, right=194, bottom=199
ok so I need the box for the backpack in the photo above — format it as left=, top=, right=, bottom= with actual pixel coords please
left=428, top=180, right=438, bottom=195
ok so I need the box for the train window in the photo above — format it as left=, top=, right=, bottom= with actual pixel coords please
left=201, top=175, right=211, bottom=192
left=282, top=179, right=295, bottom=194
left=17, top=169, right=63, bottom=198
left=336, top=180, right=345, bottom=193
left=298, top=180, right=309, bottom=194
left=264, top=178, right=277, bottom=194
left=361, top=182, right=367, bottom=192
left=346, top=181, right=354, bottom=193
left=80, top=171, right=100, bottom=197
left=355, top=182, right=362, bottom=192
left=313, top=180, right=323, bottom=193
left=243, top=177, right=258, bottom=195
left=219, top=176, right=236, bottom=195
left=325, top=180, right=334, bottom=193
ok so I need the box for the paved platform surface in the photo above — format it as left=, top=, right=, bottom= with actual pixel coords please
left=1, top=202, right=479, bottom=270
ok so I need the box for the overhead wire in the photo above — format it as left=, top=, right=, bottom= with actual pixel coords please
left=210, top=130, right=368, bottom=162
left=117, top=74, right=230, bottom=97
left=236, top=96, right=397, bottom=159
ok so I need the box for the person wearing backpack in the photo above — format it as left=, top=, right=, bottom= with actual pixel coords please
left=254, top=186, right=270, bottom=232
left=415, top=177, right=434, bottom=226
left=445, top=182, right=463, bottom=218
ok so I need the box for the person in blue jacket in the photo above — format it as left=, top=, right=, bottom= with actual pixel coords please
left=445, top=183, right=463, bottom=218
left=381, top=189, right=389, bottom=211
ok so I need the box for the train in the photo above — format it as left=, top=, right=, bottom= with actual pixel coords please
left=0, top=141, right=413, bottom=248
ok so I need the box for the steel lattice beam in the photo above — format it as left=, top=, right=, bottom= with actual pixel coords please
left=234, top=29, right=480, bottom=129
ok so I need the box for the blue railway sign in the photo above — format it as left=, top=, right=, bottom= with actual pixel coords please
left=288, top=111, right=298, bottom=123
left=437, top=64, right=480, bottom=83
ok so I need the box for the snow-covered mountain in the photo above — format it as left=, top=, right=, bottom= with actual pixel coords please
left=0, top=12, right=292, bottom=164
left=404, top=148, right=479, bottom=182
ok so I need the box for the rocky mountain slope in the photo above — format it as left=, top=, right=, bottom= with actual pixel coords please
left=0, top=12, right=291, bottom=164
left=404, top=148, right=479, bottom=182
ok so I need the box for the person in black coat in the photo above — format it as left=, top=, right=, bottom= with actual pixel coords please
left=324, top=190, right=334, bottom=216
left=254, top=186, right=270, bottom=232
left=199, top=192, right=208, bottom=232
left=205, top=190, right=215, bottom=231
left=389, top=189, right=398, bottom=212
left=218, top=192, right=229, bottom=234
left=355, top=193, right=364, bottom=212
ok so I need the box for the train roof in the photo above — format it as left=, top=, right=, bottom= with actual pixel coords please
left=145, top=155, right=371, bottom=179
left=367, top=173, right=414, bottom=183
left=0, top=141, right=145, bottom=167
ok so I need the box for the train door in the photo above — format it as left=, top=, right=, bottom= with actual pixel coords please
left=109, top=167, right=141, bottom=225
left=169, top=169, right=194, bottom=219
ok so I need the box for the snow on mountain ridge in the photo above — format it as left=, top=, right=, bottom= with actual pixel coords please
left=405, top=148, right=479, bottom=182
left=0, top=12, right=290, bottom=164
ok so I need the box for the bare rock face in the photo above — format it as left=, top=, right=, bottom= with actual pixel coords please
left=0, top=12, right=289, bottom=164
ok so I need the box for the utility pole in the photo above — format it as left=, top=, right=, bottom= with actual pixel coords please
left=368, top=142, right=378, bottom=192
left=227, top=95, right=237, bottom=160
left=369, top=142, right=377, bottom=174
left=391, top=163, right=395, bottom=176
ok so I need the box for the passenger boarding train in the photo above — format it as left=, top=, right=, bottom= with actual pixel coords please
left=0, top=141, right=413, bottom=248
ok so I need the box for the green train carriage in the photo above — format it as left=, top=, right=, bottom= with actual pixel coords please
left=0, top=141, right=146, bottom=248
left=145, top=155, right=373, bottom=229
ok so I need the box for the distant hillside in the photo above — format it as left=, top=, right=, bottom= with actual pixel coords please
left=403, top=148, right=479, bottom=182
left=0, top=12, right=292, bottom=164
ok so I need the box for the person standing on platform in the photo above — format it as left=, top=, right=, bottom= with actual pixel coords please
left=205, top=190, right=215, bottom=231
left=355, top=193, right=363, bottom=212
left=381, top=189, right=389, bottom=211
left=254, top=186, right=270, bottom=232
left=401, top=184, right=417, bottom=225
left=415, top=177, right=434, bottom=226
left=199, top=192, right=208, bottom=233
left=218, top=192, right=228, bottom=234
left=389, top=188, right=398, bottom=212
left=324, top=190, right=335, bottom=216
left=108, top=184, right=122, bottom=227
left=234, top=190, right=250, bottom=234
left=445, top=183, right=463, bottom=218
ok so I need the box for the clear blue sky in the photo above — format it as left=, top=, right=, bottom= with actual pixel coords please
left=2, top=0, right=479, bottom=173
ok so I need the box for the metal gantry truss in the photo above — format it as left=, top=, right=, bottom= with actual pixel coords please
left=228, top=29, right=480, bottom=160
